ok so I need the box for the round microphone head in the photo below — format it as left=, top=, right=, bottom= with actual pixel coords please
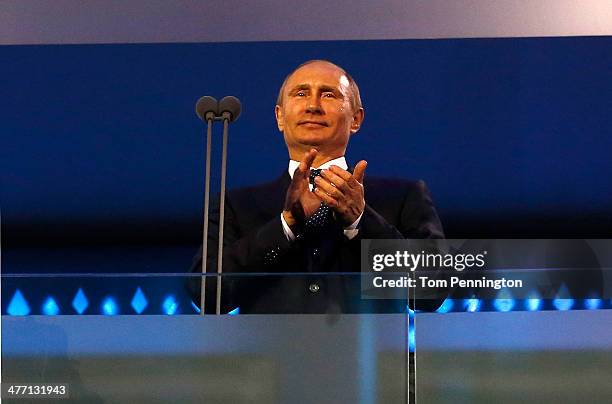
left=218, top=96, right=242, bottom=122
left=195, top=96, right=218, bottom=121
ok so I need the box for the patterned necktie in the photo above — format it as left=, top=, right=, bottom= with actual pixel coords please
left=305, top=169, right=333, bottom=232
left=309, top=168, right=323, bottom=189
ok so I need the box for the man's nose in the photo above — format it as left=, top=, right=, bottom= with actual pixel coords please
left=305, top=96, right=323, bottom=114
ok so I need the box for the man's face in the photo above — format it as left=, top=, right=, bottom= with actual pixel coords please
left=275, top=62, right=363, bottom=159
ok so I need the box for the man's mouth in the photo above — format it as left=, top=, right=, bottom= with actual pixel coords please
left=298, top=120, right=328, bottom=127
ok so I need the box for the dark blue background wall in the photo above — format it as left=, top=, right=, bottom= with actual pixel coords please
left=2, top=36, right=611, bottom=273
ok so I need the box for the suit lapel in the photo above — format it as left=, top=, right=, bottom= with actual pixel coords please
left=258, top=171, right=291, bottom=219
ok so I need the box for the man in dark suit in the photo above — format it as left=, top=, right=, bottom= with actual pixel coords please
left=191, top=60, right=443, bottom=313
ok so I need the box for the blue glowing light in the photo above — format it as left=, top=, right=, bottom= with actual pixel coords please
left=553, top=284, right=574, bottom=311
left=493, top=289, right=515, bottom=312
left=464, top=298, right=480, bottom=312
left=408, top=307, right=415, bottom=352
left=494, top=299, right=515, bottom=312
left=7, top=289, right=30, bottom=316
left=72, top=288, right=89, bottom=314
left=130, top=287, right=148, bottom=314
left=525, top=298, right=542, bottom=311
left=525, top=291, right=542, bottom=311
left=42, top=296, right=60, bottom=315
left=228, top=307, right=240, bottom=315
left=191, top=301, right=201, bottom=314
left=553, top=299, right=574, bottom=311
left=436, top=299, right=454, bottom=313
left=584, top=298, right=601, bottom=310
left=101, top=297, right=119, bottom=315
left=162, top=295, right=179, bottom=315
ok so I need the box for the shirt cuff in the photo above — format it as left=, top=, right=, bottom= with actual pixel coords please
left=280, top=212, right=296, bottom=241
left=343, top=211, right=363, bottom=240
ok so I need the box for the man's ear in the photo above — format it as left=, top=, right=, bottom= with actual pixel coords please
left=350, top=108, right=365, bottom=134
left=275, top=105, right=284, bottom=132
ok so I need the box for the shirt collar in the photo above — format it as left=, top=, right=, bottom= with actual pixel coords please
left=288, top=156, right=348, bottom=179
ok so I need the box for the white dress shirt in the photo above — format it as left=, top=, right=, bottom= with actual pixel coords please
left=280, top=156, right=363, bottom=241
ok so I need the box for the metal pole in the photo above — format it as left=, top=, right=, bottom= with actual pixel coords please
left=199, top=117, right=213, bottom=315
left=216, top=118, right=229, bottom=315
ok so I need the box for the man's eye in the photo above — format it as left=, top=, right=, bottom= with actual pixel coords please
left=323, top=92, right=336, bottom=98
left=296, top=91, right=306, bottom=97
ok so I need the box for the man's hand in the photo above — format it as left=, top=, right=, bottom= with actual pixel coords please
left=283, top=149, right=323, bottom=227
left=313, top=160, right=367, bottom=227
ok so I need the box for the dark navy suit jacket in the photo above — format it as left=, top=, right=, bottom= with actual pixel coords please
left=190, top=172, right=444, bottom=313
